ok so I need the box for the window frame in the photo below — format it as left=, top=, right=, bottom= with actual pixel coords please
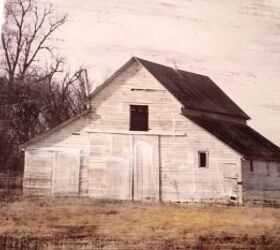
left=198, top=151, right=209, bottom=168
left=129, top=104, right=149, bottom=132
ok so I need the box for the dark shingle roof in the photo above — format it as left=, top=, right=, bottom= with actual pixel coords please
left=187, top=116, right=280, bottom=162
left=136, top=57, right=280, bottom=161
left=136, top=57, right=250, bottom=120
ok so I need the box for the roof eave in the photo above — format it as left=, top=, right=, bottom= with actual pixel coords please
left=182, top=107, right=250, bottom=121
left=21, top=109, right=90, bottom=149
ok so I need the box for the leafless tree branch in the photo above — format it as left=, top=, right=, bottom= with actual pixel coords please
left=1, top=0, right=67, bottom=82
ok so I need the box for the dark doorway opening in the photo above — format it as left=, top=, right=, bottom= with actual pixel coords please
left=130, top=105, right=149, bottom=131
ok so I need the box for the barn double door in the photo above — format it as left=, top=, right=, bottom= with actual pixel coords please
left=89, top=133, right=160, bottom=201
left=24, top=149, right=80, bottom=196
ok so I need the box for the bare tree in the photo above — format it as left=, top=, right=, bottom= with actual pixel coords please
left=39, top=66, right=90, bottom=128
left=1, top=0, right=67, bottom=83
left=0, top=0, right=90, bottom=172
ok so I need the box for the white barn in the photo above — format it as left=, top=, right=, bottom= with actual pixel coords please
left=22, top=57, right=280, bottom=205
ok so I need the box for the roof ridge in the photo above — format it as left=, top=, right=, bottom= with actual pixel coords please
left=136, top=57, right=250, bottom=120
left=135, top=57, right=208, bottom=78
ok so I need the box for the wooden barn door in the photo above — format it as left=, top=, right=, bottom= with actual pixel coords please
left=52, top=150, right=80, bottom=196
left=222, top=163, right=238, bottom=202
left=133, top=136, right=159, bottom=202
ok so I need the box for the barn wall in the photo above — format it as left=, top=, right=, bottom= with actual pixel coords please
left=87, top=61, right=243, bottom=203
left=242, top=160, right=280, bottom=205
left=23, top=118, right=91, bottom=196
left=89, top=61, right=180, bottom=132
left=24, top=61, right=243, bottom=202
left=23, top=149, right=53, bottom=196
left=160, top=132, right=242, bottom=203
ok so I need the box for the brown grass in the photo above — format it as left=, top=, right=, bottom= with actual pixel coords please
left=0, top=197, right=280, bottom=248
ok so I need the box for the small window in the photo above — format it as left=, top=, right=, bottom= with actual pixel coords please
left=198, top=151, right=208, bottom=168
left=250, top=160, right=254, bottom=172
left=130, top=105, right=148, bottom=131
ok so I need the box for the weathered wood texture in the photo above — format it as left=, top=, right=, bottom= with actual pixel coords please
left=52, top=150, right=80, bottom=196
left=242, top=160, right=280, bottom=205
left=87, top=133, right=160, bottom=201
left=86, top=61, right=243, bottom=203
left=24, top=148, right=82, bottom=197
left=23, top=61, right=279, bottom=204
left=24, top=149, right=53, bottom=196
left=23, top=119, right=90, bottom=196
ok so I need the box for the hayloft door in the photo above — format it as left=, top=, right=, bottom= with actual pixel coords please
left=52, top=151, right=80, bottom=196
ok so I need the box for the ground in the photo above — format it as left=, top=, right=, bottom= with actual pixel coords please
left=0, top=197, right=280, bottom=249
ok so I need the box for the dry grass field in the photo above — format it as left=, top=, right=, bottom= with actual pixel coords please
left=0, top=197, right=280, bottom=249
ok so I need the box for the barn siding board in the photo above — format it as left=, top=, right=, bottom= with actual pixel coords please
left=23, top=59, right=280, bottom=204
left=23, top=149, right=54, bottom=196
left=52, top=151, right=80, bottom=196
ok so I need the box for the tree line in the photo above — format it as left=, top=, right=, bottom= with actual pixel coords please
left=0, top=0, right=90, bottom=173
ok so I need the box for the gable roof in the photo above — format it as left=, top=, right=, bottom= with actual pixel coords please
left=187, top=116, right=280, bottom=162
left=136, top=58, right=250, bottom=120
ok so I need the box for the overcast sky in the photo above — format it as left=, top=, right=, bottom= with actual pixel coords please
left=2, top=0, right=280, bottom=145
left=0, top=1, right=3, bottom=32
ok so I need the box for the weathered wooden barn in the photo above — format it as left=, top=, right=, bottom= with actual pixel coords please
left=22, top=57, right=280, bottom=204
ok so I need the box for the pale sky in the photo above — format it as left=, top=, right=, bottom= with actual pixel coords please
left=0, top=0, right=3, bottom=34
left=3, top=0, right=280, bottom=145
